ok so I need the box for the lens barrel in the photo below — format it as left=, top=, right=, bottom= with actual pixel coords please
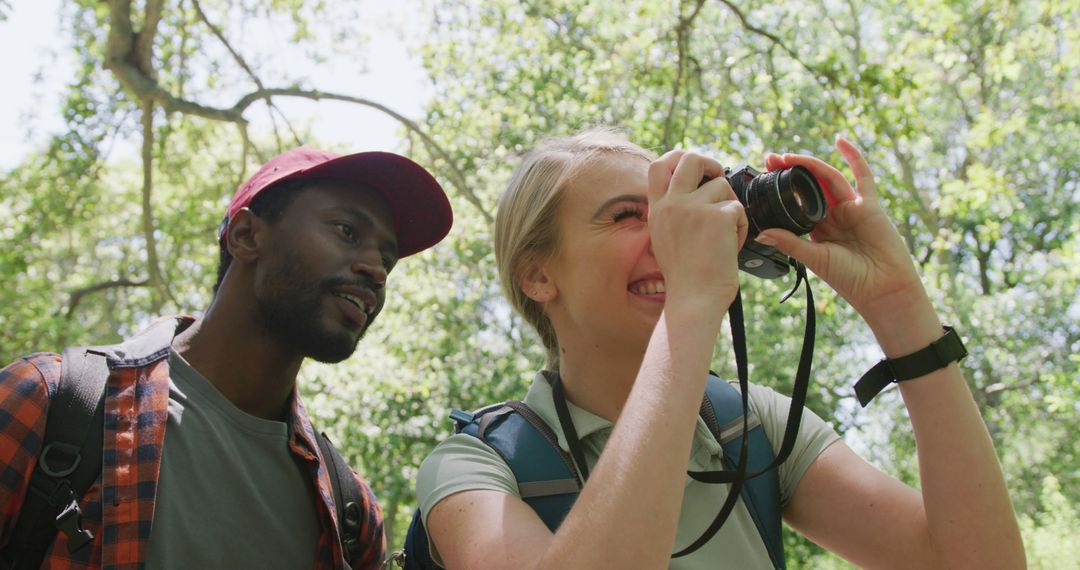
left=740, top=165, right=825, bottom=236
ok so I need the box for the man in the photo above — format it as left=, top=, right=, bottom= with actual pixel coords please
left=0, top=147, right=453, bottom=569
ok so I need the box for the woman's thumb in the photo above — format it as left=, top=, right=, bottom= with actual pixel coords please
left=754, top=229, right=819, bottom=269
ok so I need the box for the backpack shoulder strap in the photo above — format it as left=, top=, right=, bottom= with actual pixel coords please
left=316, top=432, right=365, bottom=565
left=1, top=346, right=109, bottom=569
left=400, top=402, right=583, bottom=570
left=457, top=401, right=581, bottom=532
left=701, top=374, right=785, bottom=569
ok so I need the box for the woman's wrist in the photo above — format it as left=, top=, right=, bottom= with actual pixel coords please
left=860, top=289, right=945, bottom=358
left=663, top=294, right=730, bottom=337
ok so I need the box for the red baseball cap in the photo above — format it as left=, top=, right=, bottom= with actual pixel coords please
left=220, top=147, right=453, bottom=258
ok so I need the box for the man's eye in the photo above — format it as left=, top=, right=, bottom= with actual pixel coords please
left=336, top=222, right=356, bottom=240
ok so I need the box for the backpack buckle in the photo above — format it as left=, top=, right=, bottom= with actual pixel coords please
left=449, top=409, right=474, bottom=432
left=55, top=496, right=94, bottom=553
left=39, top=442, right=82, bottom=478
left=341, top=501, right=361, bottom=557
left=383, top=551, right=406, bottom=568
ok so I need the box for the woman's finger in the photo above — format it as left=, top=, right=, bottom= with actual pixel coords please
left=775, top=153, right=855, bottom=205
left=698, top=173, right=737, bottom=202
left=669, top=151, right=716, bottom=195
left=757, top=228, right=825, bottom=275
left=647, top=149, right=684, bottom=203
left=763, top=152, right=785, bottom=172
left=721, top=200, right=749, bottom=249
left=836, top=138, right=878, bottom=200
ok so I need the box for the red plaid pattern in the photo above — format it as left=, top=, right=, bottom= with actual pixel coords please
left=0, top=317, right=385, bottom=569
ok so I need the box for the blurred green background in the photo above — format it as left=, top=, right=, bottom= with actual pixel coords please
left=1, top=0, right=1076, bottom=567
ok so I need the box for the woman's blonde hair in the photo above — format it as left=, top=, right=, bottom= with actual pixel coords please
left=494, top=127, right=656, bottom=370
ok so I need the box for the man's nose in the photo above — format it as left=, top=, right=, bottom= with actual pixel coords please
left=350, top=249, right=387, bottom=288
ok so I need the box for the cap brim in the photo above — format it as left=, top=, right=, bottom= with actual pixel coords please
left=290, top=151, right=452, bottom=258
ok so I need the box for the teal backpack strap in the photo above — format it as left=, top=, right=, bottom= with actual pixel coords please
left=399, top=402, right=581, bottom=569
left=458, top=401, right=581, bottom=530
left=702, top=374, right=785, bottom=569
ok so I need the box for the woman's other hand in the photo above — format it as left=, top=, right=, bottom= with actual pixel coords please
left=758, top=138, right=929, bottom=331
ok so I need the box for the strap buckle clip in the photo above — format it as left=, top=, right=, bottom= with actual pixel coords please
left=341, top=501, right=362, bottom=556
left=383, top=551, right=407, bottom=568
left=55, top=496, right=94, bottom=553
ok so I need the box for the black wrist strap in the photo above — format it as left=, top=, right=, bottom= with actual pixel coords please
left=855, top=326, right=967, bottom=407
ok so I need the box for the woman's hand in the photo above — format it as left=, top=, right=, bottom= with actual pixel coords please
left=647, top=150, right=748, bottom=316
left=758, top=138, right=930, bottom=330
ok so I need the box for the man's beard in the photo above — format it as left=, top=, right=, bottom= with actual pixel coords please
left=256, top=255, right=373, bottom=363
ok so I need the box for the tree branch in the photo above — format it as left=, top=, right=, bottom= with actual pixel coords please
left=103, top=1, right=488, bottom=222
left=190, top=0, right=302, bottom=149
left=887, top=133, right=940, bottom=234
left=191, top=0, right=261, bottom=90
left=135, top=0, right=165, bottom=75
left=661, top=0, right=706, bottom=148
left=65, top=279, right=149, bottom=318
left=981, top=377, right=1039, bottom=396
left=715, top=0, right=839, bottom=85
left=141, top=99, right=168, bottom=311
left=235, top=89, right=490, bottom=223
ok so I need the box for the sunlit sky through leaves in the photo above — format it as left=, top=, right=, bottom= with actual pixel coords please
left=0, top=0, right=432, bottom=170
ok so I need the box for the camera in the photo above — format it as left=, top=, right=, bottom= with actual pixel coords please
left=720, top=165, right=826, bottom=279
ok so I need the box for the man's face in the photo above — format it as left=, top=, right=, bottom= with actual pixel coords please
left=253, top=181, right=398, bottom=363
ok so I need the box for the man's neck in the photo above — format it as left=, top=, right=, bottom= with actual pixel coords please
left=171, top=298, right=303, bottom=422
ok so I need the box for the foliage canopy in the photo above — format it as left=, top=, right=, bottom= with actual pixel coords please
left=2, top=0, right=1077, bottom=565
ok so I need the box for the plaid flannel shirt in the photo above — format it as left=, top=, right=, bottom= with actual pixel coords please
left=0, top=316, right=385, bottom=569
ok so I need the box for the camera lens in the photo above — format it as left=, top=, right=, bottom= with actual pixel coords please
left=745, top=166, right=826, bottom=236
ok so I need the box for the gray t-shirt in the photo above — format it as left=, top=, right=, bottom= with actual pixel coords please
left=145, top=351, right=321, bottom=569
left=416, top=373, right=841, bottom=569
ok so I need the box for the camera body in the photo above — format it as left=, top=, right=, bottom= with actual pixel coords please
left=723, top=164, right=826, bottom=279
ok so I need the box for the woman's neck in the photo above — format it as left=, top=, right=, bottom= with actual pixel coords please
left=555, top=343, right=646, bottom=422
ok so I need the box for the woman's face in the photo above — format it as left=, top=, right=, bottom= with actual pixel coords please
left=538, top=152, right=666, bottom=354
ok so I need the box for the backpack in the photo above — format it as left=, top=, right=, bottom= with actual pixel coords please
left=0, top=345, right=366, bottom=570
left=395, top=374, right=785, bottom=569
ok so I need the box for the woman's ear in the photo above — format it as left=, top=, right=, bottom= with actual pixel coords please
left=225, top=207, right=265, bottom=263
left=519, top=256, right=557, bottom=303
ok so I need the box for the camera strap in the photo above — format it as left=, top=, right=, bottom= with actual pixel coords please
left=550, top=262, right=816, bottom=559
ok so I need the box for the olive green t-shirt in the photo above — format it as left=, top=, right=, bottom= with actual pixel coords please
left=144, top=350, right=321, bottom=569
left=416, top=373, right=840, bottom=569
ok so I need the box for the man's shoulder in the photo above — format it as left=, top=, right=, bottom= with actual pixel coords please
left=1, top=352, right=62, bottom=402
left=0, top=354, right=60, bottom=477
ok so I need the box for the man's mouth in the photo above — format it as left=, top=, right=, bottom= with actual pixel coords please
left=333, top=292, right=374, bottom=315
left=330, top=286, right=377, bottom=327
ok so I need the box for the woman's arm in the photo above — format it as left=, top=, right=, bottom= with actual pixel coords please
left=765, top=139, right=1025, bottom=569
left=430, top=310, right=724, bottom=570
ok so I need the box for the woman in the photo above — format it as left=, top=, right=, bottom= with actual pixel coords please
left=415, top=128, right=1024, bottom=568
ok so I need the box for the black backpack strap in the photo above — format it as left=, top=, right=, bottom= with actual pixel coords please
left=1, top=346, right=109, bottom=569
left=700, top=375, right=785, bottom=569
left=317, top=432, right=364, bottom=567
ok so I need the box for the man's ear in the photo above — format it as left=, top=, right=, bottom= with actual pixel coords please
left=225, top=208, right=266, bottom=263
left=518, top=256, right=557, bottom=303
